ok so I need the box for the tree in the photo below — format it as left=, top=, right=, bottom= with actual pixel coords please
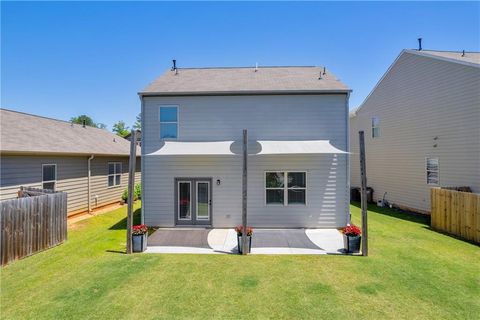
left=70, top=115, right=106, bottom=129
left=133, top=113, right=141, bottom=130
left=70, top=115, right=96, bottom=127
left=112, top=120, right=130, bottom=137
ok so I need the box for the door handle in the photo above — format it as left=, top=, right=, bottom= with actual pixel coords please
left=209, top=199, right=212, bottom=205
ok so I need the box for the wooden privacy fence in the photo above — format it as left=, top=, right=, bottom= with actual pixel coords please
left=1, top=187, right=67, bottom=265
left=431, top=188, right=480, bottom=244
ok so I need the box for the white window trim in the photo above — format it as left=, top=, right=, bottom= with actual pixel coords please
left=265, top=171, right=307, bottom=206
left=42, top=164, right=57, bottom=191
left=107, top=162, right=122, bottom=188
left=372, top=117, right=380, bottom=138
left=159, top=105, right=179, bottom=140
left=426, top=157, right=439, bottom=185
left=178, top=181, right=192, bottom=221
left=195, top=181, right=210, bottom=220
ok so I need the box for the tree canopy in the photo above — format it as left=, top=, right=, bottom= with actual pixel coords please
left=112, top=120, right=130, bottom=137
left=70, top=115, right=106, bottom=129
left=133, top=113, right=141, bottom=130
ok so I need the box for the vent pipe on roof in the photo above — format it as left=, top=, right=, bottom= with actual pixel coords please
left=323, top=67, right=326, bottom=75
left=462, top=50, right=465, bottom=57
left=418, top=38, right=422, bottom=51
left=172, top=59, right=178, bottom=75
left=255, top=62, right=258, bottom=72
left=318, top=71, right=322, bottom=80
left=82, top=120, right=86, bottom=128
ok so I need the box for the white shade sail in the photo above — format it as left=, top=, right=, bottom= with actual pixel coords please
left=146, top=141, right=235, bottom=156
left=146, top=140, right=347, bottom=156
left=256, top=140, right=347, bottom=155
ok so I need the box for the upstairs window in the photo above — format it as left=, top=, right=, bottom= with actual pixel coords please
left=160, top=106, right=178, bottom=139
left=42, top=164, right=57, bottom=190
left=265, top=171, right=306, bottom=205
left=426, top=158, right=439, bottom=185
left=372, top=117, right=380, bottom=138
left=108, top=162, right=122, bottom=187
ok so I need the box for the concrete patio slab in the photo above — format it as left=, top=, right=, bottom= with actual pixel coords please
left=145, top=228, right=345, bottom=255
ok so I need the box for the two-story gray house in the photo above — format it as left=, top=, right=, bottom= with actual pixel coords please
left=139, top=65, right=350, bottom=228
left=350, top=49, right=480, bottom=214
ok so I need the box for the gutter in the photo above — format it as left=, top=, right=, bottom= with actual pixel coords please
left=87, top=155, right=94, bottom=213
left=138, top=89, right=352, bottom=98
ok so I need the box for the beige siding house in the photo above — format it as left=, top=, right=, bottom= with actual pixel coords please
left=350, top=50, right=480, bottom=213
left=140, top=66, right=351, bottom=228
left=0, top=109, right=141, bottom=216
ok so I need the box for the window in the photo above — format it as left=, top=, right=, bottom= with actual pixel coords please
left=42, top=164, right=56, bottom=190
left=265, top=171, right=306, bottom=205
left=372, top=117, right=380, bottom=138
left=426, top=158, right=439, bottom=185
left=160, top=106, right=178, bottom=139
left=108, top=162, right=122, bottom=187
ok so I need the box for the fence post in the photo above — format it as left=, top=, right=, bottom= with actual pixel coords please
left=126, top=130, right=137, bottom=254
left=241, top=129, right=248, bottom=255
left=359, top=131, right=368, bottom=256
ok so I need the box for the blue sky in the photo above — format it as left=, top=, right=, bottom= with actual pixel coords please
left=2, top=1, right=479, bottom=130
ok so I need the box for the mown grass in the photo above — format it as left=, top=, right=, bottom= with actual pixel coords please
left=1, top=202, right=479, bottom=319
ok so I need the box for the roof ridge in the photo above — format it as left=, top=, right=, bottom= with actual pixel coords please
left=175, top=65, right=319, bottom=70
left=409, top=49, right=480, bottom=54
left=0, top=108, right=109, bottom=133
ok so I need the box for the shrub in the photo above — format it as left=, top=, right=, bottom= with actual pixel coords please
left=134, top=183, right=141, bottom=200
left=121, top=188, right=128, bottom=202
left=121, top=183, right=141, bottom=202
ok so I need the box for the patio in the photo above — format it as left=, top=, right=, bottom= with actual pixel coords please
left=145, top=228, right=345, bottom=254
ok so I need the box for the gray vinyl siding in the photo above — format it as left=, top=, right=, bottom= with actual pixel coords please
left=89, top=157, right=141, bottom=210
left=0, top=155, right=141, bottom=215
left=350, top=51, right=480, bottom=213
left=142, top=94, right=349, bottom=228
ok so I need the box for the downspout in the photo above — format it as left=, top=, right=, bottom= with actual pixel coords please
left=88, top=155, right=94, bottom=213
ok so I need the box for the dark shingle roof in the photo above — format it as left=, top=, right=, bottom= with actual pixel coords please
left=140, top=66, right=350, bottom=96
left=0, top=109, right=140, bottom=156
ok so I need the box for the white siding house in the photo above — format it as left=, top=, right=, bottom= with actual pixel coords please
left=350, top=50, right=480, bottom=213
left=140, top=66, right=350, bottom=228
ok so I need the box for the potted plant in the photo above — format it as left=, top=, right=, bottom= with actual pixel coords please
left=341, top=224, right=361, bottom=253
left=132, top=224, right=148, bottom=252
left=235, top=225, right=253, bottom=254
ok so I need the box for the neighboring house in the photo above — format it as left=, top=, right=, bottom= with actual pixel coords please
left=350, top=49, right=480, bottom=214
left=0, top=109, right=141, bottom=216
left=139, top=65, right=351, bottom=228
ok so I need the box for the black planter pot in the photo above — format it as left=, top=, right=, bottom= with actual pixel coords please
left=237, top=235, right=252, bottom=254
left=133, top=233, right=147, bottom=252
left=343, top=234, right=361, bottom=253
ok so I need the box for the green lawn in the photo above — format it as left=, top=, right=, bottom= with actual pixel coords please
left=1, top=202, right=479, bottom=319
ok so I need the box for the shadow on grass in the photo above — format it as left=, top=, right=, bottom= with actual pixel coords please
left=109, top=208, right=142, bottom=230
left=421, top=226, right=480, bottom=247
left=351, top=201, right=430, bottom=226
left=106, top=250, right=126, bottom=254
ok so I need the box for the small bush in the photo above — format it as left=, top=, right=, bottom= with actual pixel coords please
left=121, top=182, right=141, bottom=202
left=135, top=182, right=141, bottom=200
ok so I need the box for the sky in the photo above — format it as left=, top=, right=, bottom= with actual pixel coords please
left=2, top=1, right=479, bottom=130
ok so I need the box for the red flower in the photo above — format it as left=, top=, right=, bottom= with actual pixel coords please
left=132, top=224, right=148, bottom=235
left=342, top=224, right=361, bottom=237
left=234, top=225, right=253, bottom=236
